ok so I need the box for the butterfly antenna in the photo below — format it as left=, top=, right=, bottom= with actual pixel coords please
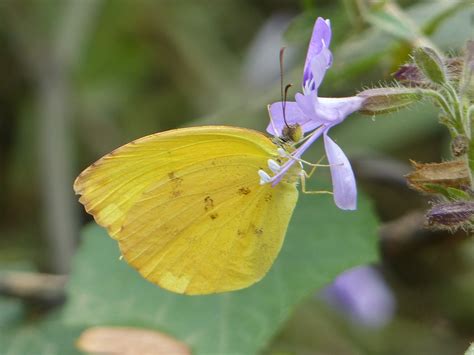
left=280, top=47, right=291, bottom=129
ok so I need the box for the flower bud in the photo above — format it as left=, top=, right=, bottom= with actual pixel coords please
left=406, top=160, right=470, bottom=194
left=426, top=201, right=474, bottom=230
left=413, top=47, right=446, bottom=85
left=451, top=135, right=469, bottom=157
left=394, top=64, right=428, bottom=87
left=357, top=87, right=422, bottom=115
left=395, top=58, right=463, bottom=88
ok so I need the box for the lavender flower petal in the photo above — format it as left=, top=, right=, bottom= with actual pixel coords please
left=306, top=46, right=332, bottom=92
left=303, top=17, right=332, bottom=85
left=266, top=101, right=321, bottom=136
left=295, top=91, right=317, bottom=118
left=323, top=266, right=395, bottom=328
left=315, top=96, right=365, bottom=124
left=324, top=133, right=356, bottom=210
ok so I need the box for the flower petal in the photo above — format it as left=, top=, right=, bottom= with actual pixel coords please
left=307, top=47, right=332, bottom=92
left=324, top=133, right=356, bottom=210
left=303, top=17, right=332, bottom=85
left=267, top=101, right=322, bottom=136
left=322, top=266, right=395, bottom=328
left=315, top=96, right=365, bottom=124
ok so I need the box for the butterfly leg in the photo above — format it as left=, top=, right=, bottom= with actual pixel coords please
left=298, top=155, right=348, bottom=194
left=299, top=170, right=333, bottom=195
left=299, top=155, right=328, bottom=179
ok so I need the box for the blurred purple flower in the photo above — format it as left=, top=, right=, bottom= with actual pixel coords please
left=260, top=17, right=364, bottom=210
left=322, top=265, right=396, bottom=328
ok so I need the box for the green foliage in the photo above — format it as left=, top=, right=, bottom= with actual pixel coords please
left=62, top=192, right=378, bottom=355
left=0, top=299, right=82, bottom=355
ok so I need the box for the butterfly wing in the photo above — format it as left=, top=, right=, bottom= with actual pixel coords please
left=74, top=126, right=298, bottom=294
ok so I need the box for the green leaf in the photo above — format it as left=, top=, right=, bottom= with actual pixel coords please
left=421, top=184, right=470, bottom=201
left=421, top=1, right=469, bottom=36
left=0, top=305, right=83, bottom=355
left=0, top=297, right=23, bottom=331
left=62, top=193, right=378, bottom=355
left=365, top=3, right=418, bottom=43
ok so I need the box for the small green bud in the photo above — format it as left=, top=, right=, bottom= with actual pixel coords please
left=357, top=87, right=422, bottom=115
left=394, top=64, right=428, bottom=87
left=413, top=47, right=447, bottom=85
left=395, top=58, right=463, bottom=88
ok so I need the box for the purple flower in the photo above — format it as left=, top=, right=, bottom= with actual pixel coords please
left=322, top=266, right=396, bottom=328
left=260, top=17, right=364, bottom=210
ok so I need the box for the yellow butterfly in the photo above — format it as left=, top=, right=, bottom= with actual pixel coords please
left=74, top=126, right=300, bottom=295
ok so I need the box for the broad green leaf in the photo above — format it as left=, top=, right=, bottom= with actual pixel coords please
left=0, top=297, right=23, bottom=331
left=365, top=3, right=420, bottom=43
left=0, top=307, right=82, bottom=355
left=62, top=192, right=378, bottom=355
left=421, top=1, right=469, bottom=36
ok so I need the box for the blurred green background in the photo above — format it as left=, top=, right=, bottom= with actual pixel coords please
left=1, top=0, right=474, bottom=354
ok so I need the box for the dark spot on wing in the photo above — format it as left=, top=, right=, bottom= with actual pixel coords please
left=204, top=196, right=214, bottom=212
left=238, top=187, right=251, bottom=195
left=168, top=172, right=184, bottom=197
left=169, top=172, right=183, bottom=184
left=210, top=213, right=218, bottom=220
left=171, top=190, right=183, bottom=198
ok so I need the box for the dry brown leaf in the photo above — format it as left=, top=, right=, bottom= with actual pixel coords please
left=76, top=326, right=191, bottom=355
left=405, top=160, right=470, bottom=193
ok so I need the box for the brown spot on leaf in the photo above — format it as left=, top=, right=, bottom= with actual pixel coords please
left=264, top=193, right=272, bottom=202
left=210, top=213, right=218, bottom=220
left=254, top=227, right=263, bottom=236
